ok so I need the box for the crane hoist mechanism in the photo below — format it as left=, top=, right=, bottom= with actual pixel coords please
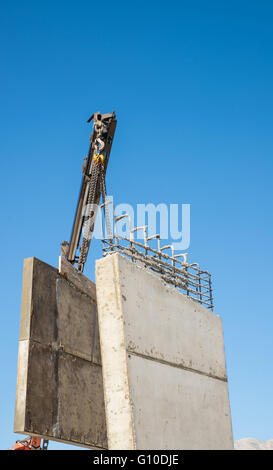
left=62, top=110, right=117, bottom=273
left=11, top=111, right=117, bottom=451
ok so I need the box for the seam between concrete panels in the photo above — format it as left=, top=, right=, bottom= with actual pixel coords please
left=27, top=338, right=102, bottom=366
left=127, top=350, right=228, bottom=383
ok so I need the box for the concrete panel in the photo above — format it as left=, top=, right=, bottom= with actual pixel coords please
left=118, top=254, right=226, bottom=380
left=127, top=354, right=233, bottom=450
left=24, top=341, right=58, bottom=435
left=56, top=278, right=97, bottom=362
left=95, top=253, right=233, bottom=450
left=58, top=352, right=105, bottom=446
left=14, top=257, right=107, bottom=449
left=19, top=258, right=59, bottom=343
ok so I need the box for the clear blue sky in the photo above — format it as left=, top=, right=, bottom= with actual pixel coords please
left=1, top=0, right=272, bottom=449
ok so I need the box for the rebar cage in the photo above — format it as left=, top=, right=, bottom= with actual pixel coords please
left=100, top=203, right=214, bottom=311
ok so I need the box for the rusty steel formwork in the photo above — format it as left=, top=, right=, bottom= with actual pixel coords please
left=99, top=202, right=214, bottom=311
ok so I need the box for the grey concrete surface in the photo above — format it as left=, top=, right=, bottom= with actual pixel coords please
left=14, top=257, right=107, bottom=449
left=127, top=354, right=232, bottom=450
left=95, top=253, right=233, bottom=450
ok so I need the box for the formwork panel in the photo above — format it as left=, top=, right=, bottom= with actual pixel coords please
left=14, top=257, right=107, bottom=449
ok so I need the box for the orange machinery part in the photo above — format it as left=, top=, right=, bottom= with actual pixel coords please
left=14, top=436, right=41, bottom=450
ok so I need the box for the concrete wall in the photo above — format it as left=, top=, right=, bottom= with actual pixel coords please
left=95, top=253, right=233, bottom=450
left=15, top=253, right=233, bottom=450
left=14, top=257, right=107, bottom=449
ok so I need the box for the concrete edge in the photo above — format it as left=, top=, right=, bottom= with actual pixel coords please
left=19, top=258, right=34, bottom=341
left=13, top=430, right=107, bottom=450
left=95, top=253, right=136, bottom=450
left=59, top=255, right=96, bottom=302
left=14, top=339, right=29, bottom=432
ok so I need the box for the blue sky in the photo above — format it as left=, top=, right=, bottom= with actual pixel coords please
left=1, top=0, right=273, bottom=449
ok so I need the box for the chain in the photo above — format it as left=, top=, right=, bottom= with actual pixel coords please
left=78, top=162, right=101, bottom=271
left=100, top=168, right=113, bottom=243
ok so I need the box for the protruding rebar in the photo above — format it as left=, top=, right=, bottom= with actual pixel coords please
left=100, top=203, right=213, bottom=310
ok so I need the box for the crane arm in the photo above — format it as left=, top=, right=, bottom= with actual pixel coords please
left=65, top=111, right=117, bottom=272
